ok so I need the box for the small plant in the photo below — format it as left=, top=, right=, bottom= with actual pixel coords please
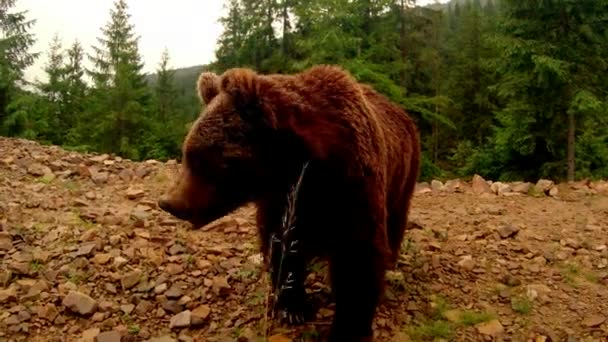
left=560, top=262, right=581, bottom=287
left=511, top=295, right=533, bottom=314
left=128, top=324, right=140, bottom=334
left=30, top=260, right=43, bottom=272
left=459, top=310, right=496, bottom=326
left=63, top=180, right=79, bottom=191
left=407, top=320, right=454, bottom=340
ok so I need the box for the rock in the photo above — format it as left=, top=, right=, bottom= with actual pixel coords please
left=37, top=303, right=59, bottom=321
left=431, top=180, right=444, bottom=192
left=154, top=283, right=168, bottom=294
left=0, top=285, right=18, bottom=304
left=472, top=174, right=492, bottom=194
left=582, top=315, right=605, bottom=327
left=0, top=231, right=12, bottom=251
left=500, top=274, right=521, bottom=287
left=476, top=319, right=504, bottom=336
left=96, top=331, right=122, bottom=342
left=121, top=304, right=135, bottom=315
left=62, top=291, right=98, bottom=316
left=170, top=310, right=191, bottom=329
left=549, top=186, right=559, bottom=197
left=81, top=328, right=101, bottom=342
left=93, top=253, right=112, bottom=265
left=75, top=242, right=97, bottom=257
left=212, top=276, right=231, bottom=296
left=491, top=182, right=512, bottom=195
left=147, top=336, right=177, bottom=342
left=165, top=284, right=183, bottom=299
left=113, top=256, right=128, bottom=268
left=511, top=182, right=532, bottom=194
left=535, top=179, right=554, bottom=194
left=91, top=170, right=109, bottom=184
left=166, top=263, right=184, bottom=275
left=268, top=334, right=292, bottom=342
left=191, top=305, right=211, bottom=325
left=126, top=188, right=145, bottom=200
left=121, top=270, right=142, bottom=290
left=135, top=300, right=154, bottom=316
left=497, top=224, right=520, bottom=239
left=457, top=255, right=475, bottom=271
left=415, top=182, right=432, bottom=194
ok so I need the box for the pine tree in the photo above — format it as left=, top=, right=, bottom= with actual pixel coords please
left=0, top=0, right=39, bottom=134
left=87, top=0, right=150, bottom=158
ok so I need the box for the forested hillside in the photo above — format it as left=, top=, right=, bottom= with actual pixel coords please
left=1, top=0, right=607, bottom=182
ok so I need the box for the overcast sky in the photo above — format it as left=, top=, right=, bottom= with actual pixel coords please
left=16, top=0, right=448, bottom=83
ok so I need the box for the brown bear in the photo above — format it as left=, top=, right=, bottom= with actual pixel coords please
left=158, top=65, right=420, bottom=341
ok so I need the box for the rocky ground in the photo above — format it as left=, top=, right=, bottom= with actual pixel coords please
left=1, top=136, right=608, bottom=342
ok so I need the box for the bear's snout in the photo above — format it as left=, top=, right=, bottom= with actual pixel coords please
left=158, top=198, right=191, bottom=221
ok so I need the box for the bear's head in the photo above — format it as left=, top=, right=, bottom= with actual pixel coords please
left=158, top=68, right=308, bottom=228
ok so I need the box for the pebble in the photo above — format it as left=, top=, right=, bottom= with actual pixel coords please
left=476, top=319, right=504, bottom=336
left=121, top=270, right=142, bottom=290
left=96, top=331, right=122, bottom=342
left=191, top=304, right=211, bottom=325
left=62, top=291, right=98, bottom=316
left=582, top=315, right=605, bottom=327
left=170, top=310, right=191, bottom=329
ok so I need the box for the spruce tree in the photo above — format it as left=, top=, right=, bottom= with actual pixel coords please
left=87, top=0, right=150, bottom=158
left=0, top=0, right=39, bottom=133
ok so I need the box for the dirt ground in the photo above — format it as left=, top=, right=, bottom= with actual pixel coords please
left=1, top=137, right=607, bottom=342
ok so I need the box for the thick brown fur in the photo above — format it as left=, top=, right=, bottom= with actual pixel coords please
left=158, top=65, right=420, bottom=341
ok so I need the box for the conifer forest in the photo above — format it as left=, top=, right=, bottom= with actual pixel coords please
left=2, top=0, right=607, bottom=182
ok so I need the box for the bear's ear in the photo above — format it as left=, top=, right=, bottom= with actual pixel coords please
left=197, top=72, right=220, bottom=104
left=220, top=68, right=260, bottom=111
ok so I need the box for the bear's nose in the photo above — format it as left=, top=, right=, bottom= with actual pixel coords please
left=158, top=199, right=172, bottom=213
left=158, top=199, right=190, bottom=221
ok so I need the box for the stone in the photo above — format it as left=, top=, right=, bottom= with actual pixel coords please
left=582, top=315, right=605, bottom=327
left=0, top=232, right=12, bottom=251
left=37, top=303, right=59, bottom=321
left=147, top=336, right=177, bottom=342
left=268, top=334, right=292, bottom=342
left=81, top=328, right=101, bottom=342
left=165, top=284, right=183, bottom=299
left=415, top=182, right=432, bottom=194
left=154, top=283, right=168, bottom=294
left=135, top=300, right=154, bottom=316
left=121, top=270, right=142, bottom=290
left=535, top=179, right=554, bottom=194
left=191, top=305, right=211, bottom=325
left=511, top=182, right=532, bottom=194
left=476, top=319, right=504, bottom=336
left=431, top=180, right=444, bottom=192
left=212, top=276, right=231, bottom=296
left=93, top=253, right=112, bottom=265
left=75, top=242, right=97, bottom=257
left=96, top=331, right=122, bottom=342
left=549, top=186, right=559, bottom=197
left=497, top=224, right=520, bottom=239
left=457, top=255, right=475, bottom=271
left=126, top=188, right=145, bottom=200
left=62, top=291, right=98, bottom=316
left=472, top=174, right=492, bottom=194
left=170, top=310, right=191, bottom=329
left=0, top=285, right=18, bottom=304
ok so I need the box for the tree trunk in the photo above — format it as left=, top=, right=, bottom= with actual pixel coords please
left=567, top=110, right=575, bottom=182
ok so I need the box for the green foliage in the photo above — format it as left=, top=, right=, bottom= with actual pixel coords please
left=0, top=0, right=607, bottom=182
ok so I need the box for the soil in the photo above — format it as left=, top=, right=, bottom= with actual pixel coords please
left=1, top=136, right=607, bottom=342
